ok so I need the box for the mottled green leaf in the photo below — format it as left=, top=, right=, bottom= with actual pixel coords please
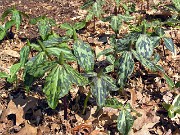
left=117, top=109, right=134, bottom=135
left=73, top=40, right=94, bottom=72
left=38, top=19, right=51, bottom=40
left=25, top=52, right=46, bottom=76
left=81, top=0, right=94, bottom=9
left=150, top=36, right=160, bottom=48
left=106, top=54, right=115, bottom=65
left=11, top=9, right=21, bottom=30
left=43, top=37, right=68, bottom=47
left=64, top=64, right=88, bottom=86
left=115, top=0, right=121, bottom=7
left=28, top=61, right=55, bottom=77
left=117, top=51, right=134, bottom=88
left=105, top=98, right=123, bottom=109
left=132, top=50, right=157, bottom=71
left=7, top=63, right=21, bottom=83
left=0, top=72, right=9, bottom=78
left=153, top=53, right=160, bottom=64
left=86, top=10, right=94, bottom=22
left=60, top=23, right=72, bottom=30
left=5, top=20, right=16, bottom=31
left=20, top=45, right=30, bottom=66
left=118, top=14, right=134, bottom=22
left=92, top=1, right=104, bottom=18
left=46, top=47, right=76, bottom=61
left=97, top=48, right=114, bottom=58
left=110, top=15, right=121, bottom=33
left=105, top=65, right=114, bottom=73
left=136, top=34, right=154, bottom=58
left=74, top=21, right=86, bottom=30
left=91, top=74, right=118, bottom=107
left=163, top=73, right=175, bottom=89
left=163, top=95, right=180, bottom=118
left=0, top=26, right=6, bottom=40
left=91, top=77, right=109, bottom=107
left=163, top=37, right=175, bottom=53
left=1, top=8, right=12, bottom=21
left=155, top=27, right=165, bottom=37
left=43, top=64, right=88, bottom=109
left=172, top=0, right=180, bottom=11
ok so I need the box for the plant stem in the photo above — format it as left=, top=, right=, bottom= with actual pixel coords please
left=58, top=52, right=64, bottom=65
left=82, top=90, right=91, bottom=114
left=73, top=28, right=78, bottom=40
left=38, top=40, right=53, bottom=61
left=93, top=16, right=96, bottom=32
left=63, top=95, right=68, bottom=120
left=142, top=21, right=146, bottom=34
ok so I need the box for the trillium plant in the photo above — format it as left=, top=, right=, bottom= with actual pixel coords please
left=0, top=1, right=179, bottom=134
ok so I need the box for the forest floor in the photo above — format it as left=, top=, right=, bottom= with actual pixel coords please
left=0, top=0, right=179, bottom=135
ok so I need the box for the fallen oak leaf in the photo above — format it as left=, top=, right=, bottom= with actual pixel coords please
left=72, top=123, right=93, bottom=135
left=16, top=121, right=39, bottom=135
left=1, top=100, right=24, bottom=126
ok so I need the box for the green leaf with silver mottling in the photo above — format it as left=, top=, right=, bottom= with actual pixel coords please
left=152, top=53, right=160, bottom=64
left=155, top=27, right=165, bottom=37
left=0, top=26, right=6, bottom=40
left=43, top=37, right=69, bottom=47
left=81, top=0, right=94, bottom=9
left=86, top=10, right=94, bottom=22
left=92, top=0, right=104, bottom=18
left=25, top=52, right=46, bottom=76
left=7, top=63, right=21, bottom=83
left=34, top=17, right=55, bottom=40
left=91, top=74, right=118, bottom=107
left=43, top=63, right=88, bottom=109
left=172, top=0, right=180, bottom=11
left=136, top=34, right=154, bottom=58
left=64, top=64, right=88, bottom=86
left=117, top=109, right=134, bottom=135
left=73, top=40, right=94, bottom=72
left=110, top=15, right=122, bottom=34
left=150, top=36, right=160, bottom=48
left=105, top=98, right=123, bottom=109
left=20, top=45, right=30, bottom=66
left=132, top=50, right=157, bottom=71
left=118, top=14, right=134, bottom=22
left=11, top=9, right=21, bottom=30
left=60, top=23, right=72, bottom=30
left=46, top=47, right=76, bottom=61
left=38, top=19, right=51, bottom=40
left=117, top=51, right=134, bottom=89
left=105, top=65, right=114, bottom=73
left=163, top=95, right=180, bottom=118
left=28, top=61, right=55, bottom=77
left=74, top=21, right=86, bottom=30
left=163, top=73, right=175, bottom=89
left=163, top=37, right=175, bottom=53
left=97, top=48, right=114, bottom=58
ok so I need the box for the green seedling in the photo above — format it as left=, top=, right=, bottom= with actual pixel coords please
left=30, top=16, right=56, bottom=40
left=82, top=0, right=105, bottom=32
left=105, top=98, right=134, bottom=135
left=1, top=7, right=28, bottom=30
left=163, top=94, right=180, bottom=118
left=60, top=21, right=86, bottom=40
left=0, top=7, right=28, bottom=40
